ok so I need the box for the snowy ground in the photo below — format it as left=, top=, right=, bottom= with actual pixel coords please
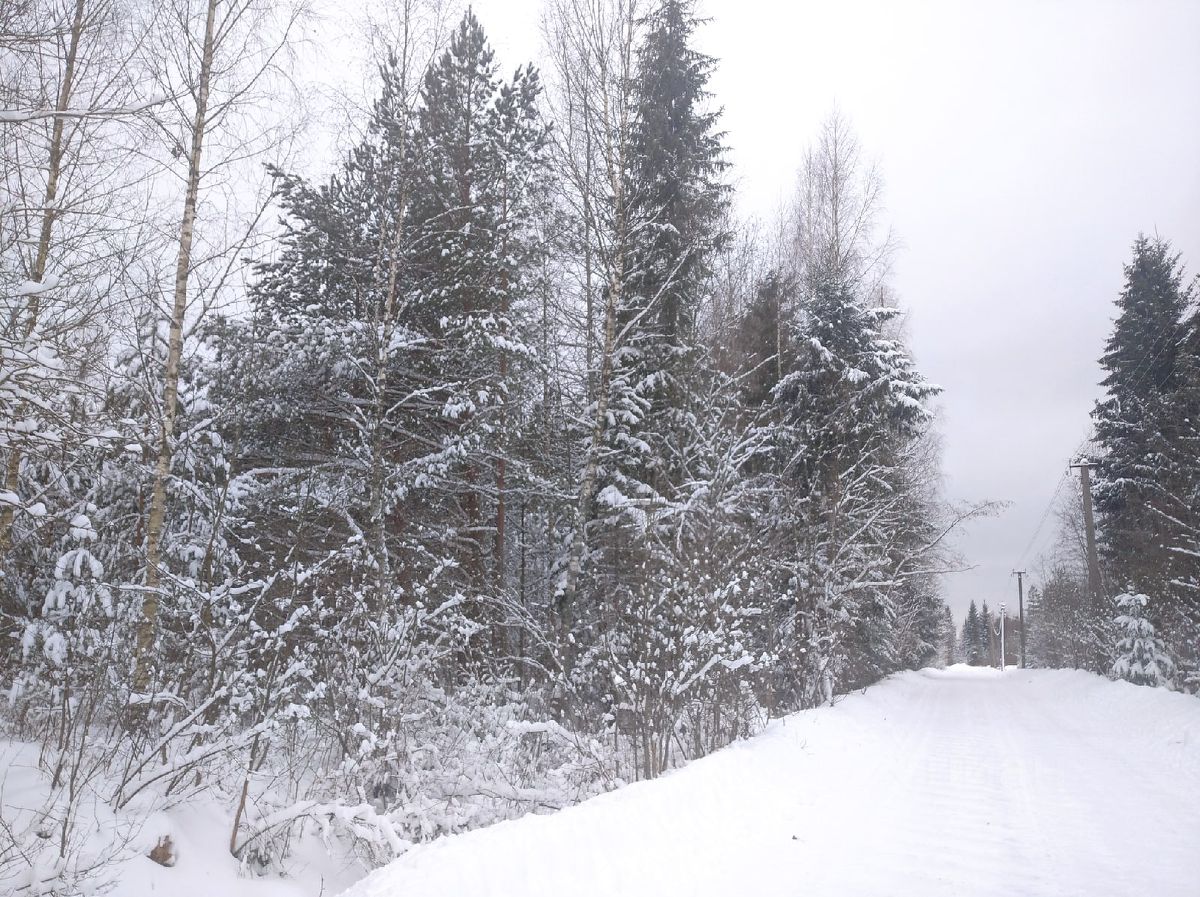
left=341, top=666, right=1200, bottom=897
left=0, top=737, right=369, bottom=897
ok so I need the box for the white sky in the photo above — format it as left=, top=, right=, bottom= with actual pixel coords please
left=315, top=0, right=1200, bottom=623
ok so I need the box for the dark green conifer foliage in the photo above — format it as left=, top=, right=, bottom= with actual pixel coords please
left=962, top=600, right=982, bottom=665
left=1092, top=236, right=1196, bottom=681
left=600, top=0, right=731, bottom=515
left=624, top=0, right=730, bottom=348
left=1165, top=306, right=1200, bottom=681
left=775, top=272, right=937, bottom=495
left=409, top=8, right=548, bottom=588
left=1093, top=236, right=1189, bottom=587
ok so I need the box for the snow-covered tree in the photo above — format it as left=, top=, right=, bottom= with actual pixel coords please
left=589, top=0, right=729, bottom=545
left=0, top=0, right=158, bottom=619
left=961, top=600, right=983, bottom=666
left=1111, top=592, right=1174, bottom=688
left=1026, top=564, right=1113, bottom=673
left=941, top=605, right=958, bottom=667
left=1091, top=236, right=1197, bottom=688
left=750, top=111, right=941, bottom=702
left=0, top=3, right=986, bottom=886
left=408, top=8, right=549, bottom=600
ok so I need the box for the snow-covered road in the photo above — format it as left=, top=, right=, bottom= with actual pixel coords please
left=343, top=667, right=1200, bottom=897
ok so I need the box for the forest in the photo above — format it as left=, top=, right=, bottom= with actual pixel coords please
left=1, top=0, right=1194, bottom=893
left=1017, top=237, right=1199, bottom=691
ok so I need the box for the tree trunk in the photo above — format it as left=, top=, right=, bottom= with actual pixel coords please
left=555, top=258, right=621, bottom=645
left=0, top=0, right=87, bottom=558
left=135, top=0, right=220, bottom=691
left=370, top=205, right=407, bottom=611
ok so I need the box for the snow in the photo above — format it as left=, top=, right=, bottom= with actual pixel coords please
left=341, top=667, right=1200, bottom=897
left=0, top=740, right=369, bottom=897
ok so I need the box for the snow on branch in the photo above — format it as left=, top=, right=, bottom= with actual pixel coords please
left=0, top=96, right=167, bottom=124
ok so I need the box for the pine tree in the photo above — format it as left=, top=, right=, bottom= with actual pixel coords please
left=409, top=8, right=548, bottom=594
left=240, top=47, right=430, bottom=615
left=240, top=15, right=548, bottom=618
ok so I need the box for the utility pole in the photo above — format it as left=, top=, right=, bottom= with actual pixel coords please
left=1070, top=458, right=1103, bottom=602
left=999, top=602, right=1007, bottom=672
left=1012, top=570, right=1026, bottom=669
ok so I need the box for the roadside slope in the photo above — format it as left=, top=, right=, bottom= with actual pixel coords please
left=341, top=667, right=1200, bottom=897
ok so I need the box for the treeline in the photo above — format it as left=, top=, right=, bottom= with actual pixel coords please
left=1026, top=236, right=1199, bottom=692
left=958, top=600, right=1022, bottom=668
left=0, top=0, right=958, bottom=887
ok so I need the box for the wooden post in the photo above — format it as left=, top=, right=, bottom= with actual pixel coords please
left=1070, top=459, right=1103, bottom=602
left=1012, top=569, right=1026, bottom=669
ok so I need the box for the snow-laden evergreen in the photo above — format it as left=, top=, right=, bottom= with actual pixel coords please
left=1091, top=237, right=1199, bottom=681
left=1111, top=592, right=1175, bottom=687
left=1028, top=237, right=1199, bottom=689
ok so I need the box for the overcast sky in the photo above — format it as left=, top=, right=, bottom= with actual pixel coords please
left=468, top=0, right=1200, bottom=622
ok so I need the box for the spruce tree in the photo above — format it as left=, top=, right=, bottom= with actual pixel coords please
left=1164, top=306, right=1200, bottom=686
left=734, top=269, right=796, bottom=412
left=943, top=605, right=957, bottom=666
left=1092, top=237, right=1188, bottom=589
left=979, top=601, right=994, bottom=666
left=962, top=600, right=982, bottom=665
left=775, top=273, right=936, bottom=490
left=749, top=112, right=940, bottom=702
left=574, top=0, right=744, bottom=758
left=599, top=0, right=731, bottom=521
left=1092, top=236, right=1194, bottom=686
left=1111, top=592, right=1174, bottom=687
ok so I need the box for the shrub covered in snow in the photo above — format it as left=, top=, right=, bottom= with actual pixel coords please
left=1111, top=592, right=1175, bottom=688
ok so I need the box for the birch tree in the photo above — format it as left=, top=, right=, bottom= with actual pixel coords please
left=0, top=0, right=160, bottom=565
left=132, top=0, right=305, bottom=688
left=542, top=0, right=645, bottom=645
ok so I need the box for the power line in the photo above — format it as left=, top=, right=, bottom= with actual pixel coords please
left=1014, top=425, right=1098, bottom=573
left=1015, top=360, right=1169, bottom=576
left=1014, top=254, right=1189, bottom=576
left=1072, top=289, right=1185, bottom=464
left=1091, top=310, right=1187, bottom=429
left=1014, top=467, right=1070, bottom=571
